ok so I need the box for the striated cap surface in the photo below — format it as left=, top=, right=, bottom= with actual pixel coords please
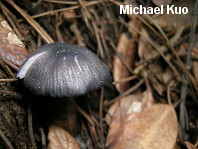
left=17, top=42, right=111, bottom=97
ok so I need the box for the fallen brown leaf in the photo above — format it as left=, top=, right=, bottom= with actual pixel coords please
left=47, top=125, right=80, bottom=149
left=113, top=32, right=135, bottom=93
left=106, top=91, right=143, bottom=124
left=106, top=104, right=178, bottom=149
left=105, top=91, right=142, bottom=127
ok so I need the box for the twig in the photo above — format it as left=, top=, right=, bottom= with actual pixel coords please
left=0, top=3, right=23, bottom=40
left=70, top=22, right=85, bottom=46
left=6, top=0, right=54, bottom=44
left=0, top=56, right=19, bottom=71
left=99, top=87, right=105, bottom=149
left=180, top=0, right=198, bottom=141
left=0, top=78, right=17, bottom=83
left=28, top=98, right=36, bottom=149
left=0, top=59, right=16, bottom=79
left=81, top=123, right=94, bottom=148
left=86, top=100, right=101, bottom=128
left=137, top=30, right=190, bottom=66
left=33, top=0, right=42, bottom=8
left=119, top=78, right=144, bottom=97
left=43, top=0, right=78, bottom=4
left=144, top=14, right=183, bottom=66
left=180, top=75, right=188, bottom=141
left=32, top=0, right=105, bottom=19
left=187, top=0, right=198, bottom=69
left=174, top=60, right=198, bottom=92
left=167, top=84, right=172, bottom=105
left=113, top=75, right=138, bottom=85
left=120, top=18, right=181, bottom=80
left=110, top=42, right=134, bottom=74
left=0, top=129, right=14, bottom=149
left=39, top=127, right=47, bottom=149
left=99, top=30, right=112, bottom=63
left=106, top=78, right=144, bottom=106
left=72, top=101, right=95, bottom=126
left=87, top=123, right=98, bottom=148
left=92, top=22, right=104, bottom=58
left=107, top=0, right=122, bottom=6
left=134, top=14, right=164, bottom=42
left=78, top=0, right=94, bottom=38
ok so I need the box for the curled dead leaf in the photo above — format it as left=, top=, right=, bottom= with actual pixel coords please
left=113, top=32, right=136, bottom=93
left=0, top=15, right=28, bottom=66
left=48, top=125, right=80, bottom=149
left=0, top=44, right=29, bottom=66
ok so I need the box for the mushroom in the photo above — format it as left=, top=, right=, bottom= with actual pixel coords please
left=17, top=42, right=111, bottom=97
left=16, top=42, right=111, bottom=147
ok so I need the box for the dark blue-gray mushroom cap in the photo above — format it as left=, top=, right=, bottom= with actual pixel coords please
left=17, top=42, right=111, bottom=98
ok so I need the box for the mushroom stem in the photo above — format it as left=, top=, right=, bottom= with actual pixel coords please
left=34, top=97, right=79, bottom=136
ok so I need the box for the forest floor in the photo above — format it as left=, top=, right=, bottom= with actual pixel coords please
left=0, top=0, right=197, bottom=149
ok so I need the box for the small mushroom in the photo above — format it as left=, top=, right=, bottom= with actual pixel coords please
left=17, top=42, right=111, bottom=97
